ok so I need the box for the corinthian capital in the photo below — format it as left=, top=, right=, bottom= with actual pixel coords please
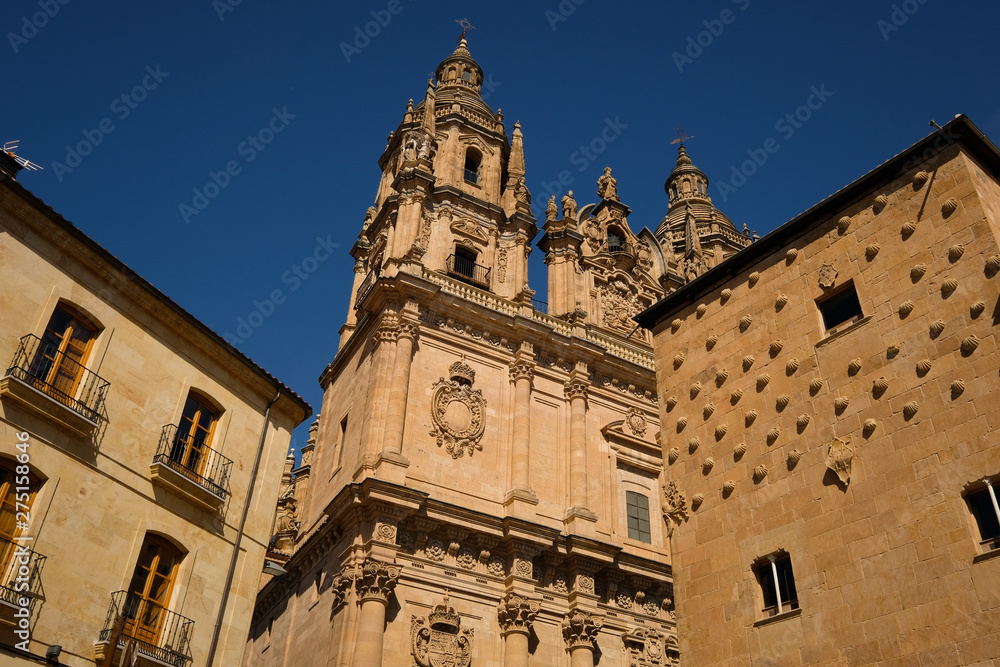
left=396, top=320, right=420, bottom=342
left=564, top=379, right=589, bottom=401
left=508, top=359, right=535, bottom=384
left=561, top=609, right=602, bottom=650
left=497, top=593, right=540, bottom=636
left=355, top=559, right=401, bottom=604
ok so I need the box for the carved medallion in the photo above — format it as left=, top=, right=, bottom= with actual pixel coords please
left=625, top=407, right=648, bottom=436
left=623, top=628, right=671, bottom=666
left=411, top=595, right=473, bottom=667
left=826, top=437, right=854, bottom=486
left=430, top=361, right=487, bottom=459
left=818, top=263, right=838, bottom=288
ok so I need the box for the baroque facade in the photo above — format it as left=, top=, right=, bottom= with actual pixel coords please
left=0, top=152, right=310, bottom=666
left=638, top=115, right=1000, bottom=664
left=248, top=36, right=751, bottom=667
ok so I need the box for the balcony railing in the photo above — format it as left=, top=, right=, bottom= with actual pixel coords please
left=0, top=536, right=45, bottom=611
left=464, top=169, right=479, bottom=184
left=446, top=254, right=491, bottom=290
left=355, top=268, right=379, bottom=310
left=153, top=425, right=232, bottom=500
left=99, top=591, right=194, bottom=667
left=4, top=334, right=109, bottom=423
left=531, top=298, right=548, bottom=314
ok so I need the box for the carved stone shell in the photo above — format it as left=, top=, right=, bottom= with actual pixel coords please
left=916, top=358, right=932, bottom=375
left=690, top=382, right=702, bottom=398
left=745, top=410, right=758, bottom=426
left=898, top=300, right=914, bottom=317
left=903, top=401, right=919, bottom=418
left=733, top=442, right=747, bottom=457
left=730, top=388, right=744, bottom=404
left=887, top=343, right=902, bottom=357
left=942, top=278, right=959, bottom=294
left=910, top=263, right=927, bottom=280
left=786, top=248, right=799, bottom=262
left=740, top=314, right=753, bottom=331
left=865, top=243, right=880, bottom=260
left=674, top=352, right=685, bottom=369
left=743, top=355, right=755, bottom=371
left=913, top=170, right=930, bottom=188
left=775, top=294, right=789, bottom=309
left=666, top=395, right=678, bottom=410
left=809, top=378, right=824, bottom=394
left=696, top=304, right=708, bottom=316
left=671, top=318, right=682, bottom=332
left=786, top=358, right=800, bottom=374
left=872, top=377, right=889, bottom=395
left=863, top=418, right=877, bottom=434
left=797, top=414, right=811, bottom=429
left=949, top=244, right=965, bottom=261
left=942, top=198, right=959, bottom=215
left=951, top=379, right=966, bottom=398
left=837, top=216, right=851, bottom=232
left=987, top=255, right=1000, bottom=274
left=748, top=272, right=761, bottom=287
left=901, top=221, right=917, bottom=238
left=668, top=447, right=679, bottom=464
left=721, top=288, right=733, bottom=302
left=703, top=403, right=716, bottom=419
left=788, top=449, right=803, bottom=465
left=766, top=428, right=780, bottom=444
left=834, top=396, right=850, bottom=413
left=756, top=374, right=770, bottom=390
left=873, top=194, right=889, bottom=212
left=971, top=301, right=986, bottom=317
left=676, top=417, right=688, bottom=431
left=753, top=465, right=768, bottom=482
left=716, top=369, right=729, bottom=385
left=691, top=493, right=705, bottom=508
left=714, top=425, right=728, bottom=440
left=689, top=437, right=700, bottom=453
left=929, top=319, right=946, bottom=336
left=706, top=334, right=718, bottom=349
left=723, top=480, right=736, bottom=494
left=703, top=458, right=715, bottom=472
left=776, top=394, right=791, bottom=410
left=769, top=339, right=784, bottom=355
left=961, top=334, right=980, bottom=354
left=848, top=358, right=863, bottom=375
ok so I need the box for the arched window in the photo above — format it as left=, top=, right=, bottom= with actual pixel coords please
left=125, top=533, right=184, bottom=645
left=462, top=70, right=472, bottom=83
left=169, top=391, right=221, bottom=479
left=29, top=302, right=100, bottom=406
left=0, top=458, right=42, bottom=577
left=464, top=148, right=482, bottom=185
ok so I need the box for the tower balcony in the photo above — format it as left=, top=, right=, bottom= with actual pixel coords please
left=446, top=253, right=491, bottom=290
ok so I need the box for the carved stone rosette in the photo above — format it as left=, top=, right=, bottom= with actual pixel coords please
left=497, top=593, right=540, bottom=637
left=355, top=559, right=401, bottom=604
left=411, top=596, right=473, bottom=667
left=662, top=481, right=688, bottom=537
left=429, top=363, right=487, bottom=459
left=562, top=609, right=602, bottom=650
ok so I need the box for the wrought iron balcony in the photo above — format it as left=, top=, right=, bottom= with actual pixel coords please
left=3, top=334, right=109, bottom=424
left=153, top=424, right=232, bottom=500
left=463, top=169, right=479, bottom=184
left=531, top=298, right=548, bottom=314
left=446, top=254, right=491, bottom=290
left=0, top=536, right=45, bottom=612
left=98, top=591, right=194, bottom=667
left=355, top=268, right=379, bottom=310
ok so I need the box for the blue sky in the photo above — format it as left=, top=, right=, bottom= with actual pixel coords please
left=4, top=0, right=999, bottom=451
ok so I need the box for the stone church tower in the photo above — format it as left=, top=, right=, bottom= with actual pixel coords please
left=247, top=36, right=749, bottom=667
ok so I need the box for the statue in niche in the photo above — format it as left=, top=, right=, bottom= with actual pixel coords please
left=597, top=166, right=619, bottom=201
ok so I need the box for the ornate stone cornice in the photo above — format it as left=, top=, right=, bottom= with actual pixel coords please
left=497, top=593, right=540, bottom=636
left=562, top=609, right=602, bottom=650
left=355, top=558, right=401, bottom=604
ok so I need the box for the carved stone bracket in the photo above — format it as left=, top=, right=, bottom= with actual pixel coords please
left=497, top=593, right=540, bottom=636
left=355, top=559, right=401, bottom=604
left=562, top=609, right=602, bottom=650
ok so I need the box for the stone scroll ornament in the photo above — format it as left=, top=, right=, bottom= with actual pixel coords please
left=411, top=594, right=473, bottom=667
left=430, top=360, right=487, bottom=458
left=825, top=437, right=854, bottom=486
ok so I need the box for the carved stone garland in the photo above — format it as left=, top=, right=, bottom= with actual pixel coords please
left=411, top=595, right=473, bottom=667
left=430, top=360, right=487, bottom=458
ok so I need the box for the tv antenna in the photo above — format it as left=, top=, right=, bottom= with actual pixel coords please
left=3, top=141, right=43, bottom=171
left=670, top=127, right=694, bottom=145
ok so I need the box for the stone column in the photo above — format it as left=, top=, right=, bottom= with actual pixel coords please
left=351, top=559, right=401, bottom=667
left=382, top=319, right=418, bottom=457
left=562, top=609, right=602, bottom=667
left=359, top=317, right=398, bottom=468
left=564, top=371, right=590, bottom=512
left=498, top=594, right=539, bottom=667
left=507, top=347, right=535, bottom=501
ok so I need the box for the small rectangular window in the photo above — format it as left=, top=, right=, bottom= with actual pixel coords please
left=967, top=478, right=1000, bottom=551
left=817, top=282, right=863, bottom=332
left=335, top=416, right=348, bottom=468
left=755, top=554, right=798, bottom=617
left=626, top=491, right=651, bottom=543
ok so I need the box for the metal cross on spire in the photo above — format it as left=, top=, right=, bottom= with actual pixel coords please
left=456, top=18, right=475, bottom=41
left=670, top=126, right=695, bottom=146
